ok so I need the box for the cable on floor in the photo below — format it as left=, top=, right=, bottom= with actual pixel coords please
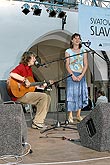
left=0, top=142, right=32, bottom=164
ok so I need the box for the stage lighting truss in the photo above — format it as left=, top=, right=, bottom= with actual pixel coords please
left=56, top=8, right=66, bottom=18
left=21, top=3, right=66, bottom=18
left=46, top=6, right=66, bottom=18
left=21, top=3, right=30, bottom=15
left=31, top=5, right=42, bottom=16
left=46, top=6, right=57, bottom=17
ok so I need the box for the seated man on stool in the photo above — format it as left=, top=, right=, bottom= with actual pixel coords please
left=7, top=51, right=51, bottom=130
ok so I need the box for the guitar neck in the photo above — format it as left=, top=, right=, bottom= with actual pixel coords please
left=30, top=82, right=44, bottom=86
left=30, top=81, right=50, bottom=87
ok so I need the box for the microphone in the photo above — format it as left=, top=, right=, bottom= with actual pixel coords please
left=34, top=61, right=47, bottom=68
left=34, top=61, right=41, bottom=68
left=34, top=55, right=42, bottom=68
left=82, top=40, right=91, bottom=47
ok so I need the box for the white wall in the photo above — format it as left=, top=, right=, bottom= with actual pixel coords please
left=0, top=1, right=78, bottom=79
left=0, top=1, right=108, bottom=81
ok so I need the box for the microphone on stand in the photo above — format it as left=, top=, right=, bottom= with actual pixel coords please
left=34, top=61, right=48, bottom=68
left=34, top=55, right=47, bottom=68
left=34, top=55, right=42, bottom=68
left=82, top=40, right=91, bottom=47
left=34, top=60, right=41, bottom=68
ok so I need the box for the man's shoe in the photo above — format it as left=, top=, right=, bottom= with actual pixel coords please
left=76, top=116, right=83, bottom=122
left=32, top=122, right=47, bottom=129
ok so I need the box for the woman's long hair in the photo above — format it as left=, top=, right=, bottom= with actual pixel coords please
left=70, top=33, right=82, bottom=49
left=20, top=51, right=36, bottom=65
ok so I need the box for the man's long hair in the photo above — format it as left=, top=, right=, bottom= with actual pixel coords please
left=20, top=51, right=36, bottom=65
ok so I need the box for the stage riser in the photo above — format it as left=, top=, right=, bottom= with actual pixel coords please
left=77, top=103, right=110, bottom=152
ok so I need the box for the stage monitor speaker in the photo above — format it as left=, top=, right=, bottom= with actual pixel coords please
left=77, top=103, right=110, bottom=152
left=0, top=104, right=27, bottom=156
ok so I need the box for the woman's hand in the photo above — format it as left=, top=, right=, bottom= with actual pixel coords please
left=71, top=74, right=78, bottom=81
left=71, top=74, right=83, bottom=81
left=77, top=74, right=83, bottom=81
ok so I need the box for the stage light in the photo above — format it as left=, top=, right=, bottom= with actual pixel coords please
left=21, top=3, right=30, bottom=15
left=46, top=7, right=57, bottom=17
left=31, top=5, right=42, bottom=16
left=56, top=8, right=66, bottom=18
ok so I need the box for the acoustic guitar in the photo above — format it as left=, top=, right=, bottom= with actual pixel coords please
left=7, top=76, right=47, bottom=98
left=7, top=74, right=72, bottom=98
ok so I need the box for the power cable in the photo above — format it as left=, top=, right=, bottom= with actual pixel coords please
left=0, top=142, right=32, bottom=164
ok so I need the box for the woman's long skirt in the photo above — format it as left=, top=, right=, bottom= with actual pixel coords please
left=66, top=72, right=88, bottom=111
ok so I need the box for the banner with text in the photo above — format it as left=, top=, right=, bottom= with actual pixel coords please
left=79, top=4, right=110, bottom=51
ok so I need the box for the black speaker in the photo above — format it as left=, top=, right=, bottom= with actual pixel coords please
left=77, top=103, right=110, bottom=152
left=0, top=104, right=27, bottom=156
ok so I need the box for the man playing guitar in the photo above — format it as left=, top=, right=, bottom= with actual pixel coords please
left=7, top=51, right=51, bottom=130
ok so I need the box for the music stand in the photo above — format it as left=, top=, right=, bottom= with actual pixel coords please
left=40, top=74, right=77, bottom=134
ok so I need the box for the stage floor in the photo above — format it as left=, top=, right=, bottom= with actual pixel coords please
left=1, top=111, right=110, bottom=165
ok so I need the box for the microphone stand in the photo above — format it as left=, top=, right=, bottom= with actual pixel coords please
left=83, top=43, right=108, bottom=104
left=39, top=50, right=92, bottom=67
left=40, top=74, right=78, bottom=134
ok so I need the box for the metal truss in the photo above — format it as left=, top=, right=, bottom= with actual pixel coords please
left=11, top=0, right=110, bottom=9
left=80, top=0, right=110, bottom=8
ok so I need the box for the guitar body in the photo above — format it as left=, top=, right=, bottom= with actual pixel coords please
left=7, top=76, right=35, bottom=98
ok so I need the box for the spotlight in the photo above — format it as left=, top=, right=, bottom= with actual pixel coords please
left=47, top=7, right=57, bottom=17
left=31, top=5, right=42, bottom=16
left=56, top=8, right=66, bottom=18
left=21, top=3, right=30, bottom=15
